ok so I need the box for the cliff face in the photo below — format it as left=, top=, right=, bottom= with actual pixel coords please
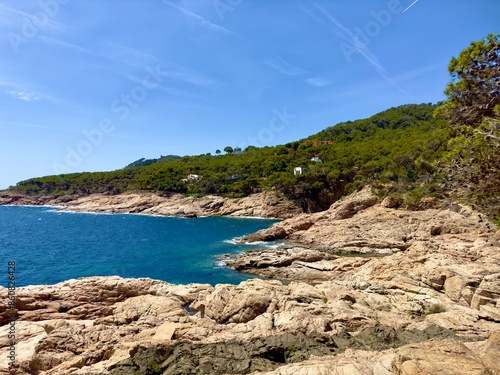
left=0, top=187, right=499, bottom=374
left=0, top=190, right=302, bottom=219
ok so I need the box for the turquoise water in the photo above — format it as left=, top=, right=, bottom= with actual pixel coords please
left=0, top=206, right=279, bottom=287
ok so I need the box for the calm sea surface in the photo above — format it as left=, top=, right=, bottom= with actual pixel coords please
left=0, top=206, right=279, bottom=287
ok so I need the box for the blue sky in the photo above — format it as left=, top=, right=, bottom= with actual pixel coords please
left=0, top=0, right=498, bottom=189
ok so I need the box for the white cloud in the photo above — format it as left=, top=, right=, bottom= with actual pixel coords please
left=162, top=66, right=217, bottom=86
left=312, top=3, right=407, bottom=94
left=8, top=90, right=41, bottom=102
left=38, top=35, right=95, bottom=55
left=101, top=40, right=160, bottom=67
left=305, top=77, right=331, bottom=87
left=161, top=0, right=238, bottom=36
left=264, top=56, right=306, bottom=76
left=0, top=79, right=56, bottom=102
left=298, top=2, right=326, bottom=26
left=38, top=35, right=162, bottom=70
left=393, top=64, right=441, bottom=82
left=0, top=120, right=77, bottom=132
left=123, top=62, right=217, bottom=88
left=0, top=3, right=69, bottom=32
left=313, top=3, right=384, bottom=71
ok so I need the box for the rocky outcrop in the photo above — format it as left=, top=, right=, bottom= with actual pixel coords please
left=109, top=332, right=338, bottom=375
left=242, top=186, right=495, bottom=255
left=255, top=334, right=500, bottom=375
left=0, top=187, right=499, bottom=374
left=0, top=277, right=210, bottom=375
left=0, top=190, right=301, bottom=219
left=1, top=269, right=499, bottom=374
left=227, top=247, right=332, bottom=272
left=390, top=336, right=500, bottom=375
left=109, top=324, right=457, bottom=375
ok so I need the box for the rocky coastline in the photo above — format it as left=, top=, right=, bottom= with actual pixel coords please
left=1, top=187, right=499, bottom=374
left=0, top=191, right=301, bottom=219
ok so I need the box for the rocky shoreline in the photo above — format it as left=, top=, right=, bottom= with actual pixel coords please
left=0, top=191, right=301, bottom=219
left=0, top=187, right=499, bottom=374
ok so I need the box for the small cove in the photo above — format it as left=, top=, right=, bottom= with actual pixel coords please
left=0, top=206, right=280, bottom=287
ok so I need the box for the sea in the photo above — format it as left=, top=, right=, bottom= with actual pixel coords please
left=0, top=206, right=280, bottom=287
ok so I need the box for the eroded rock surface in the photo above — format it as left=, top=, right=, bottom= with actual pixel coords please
left=0, top=269, right=498, bottom=374
left=242, top=186, right=494, bottom=254
left=0, top=187, right=499, bottom=374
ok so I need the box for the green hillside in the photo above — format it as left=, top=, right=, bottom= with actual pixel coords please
left=10, top=103, right=451, bottom=211
left=6, top=34, right=499, bottom=222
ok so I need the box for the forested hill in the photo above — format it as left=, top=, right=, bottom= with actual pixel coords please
left=311, top=103, right=438, bottom=141
left=10, top=103, right=450, bottom=211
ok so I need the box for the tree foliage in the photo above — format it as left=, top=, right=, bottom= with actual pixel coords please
left=436, top=33, right=500, bottom=128
left=436, top=34, right=500, bottom=222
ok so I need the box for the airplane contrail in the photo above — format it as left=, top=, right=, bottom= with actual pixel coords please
left=403, top=0, right=420, bottom=13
